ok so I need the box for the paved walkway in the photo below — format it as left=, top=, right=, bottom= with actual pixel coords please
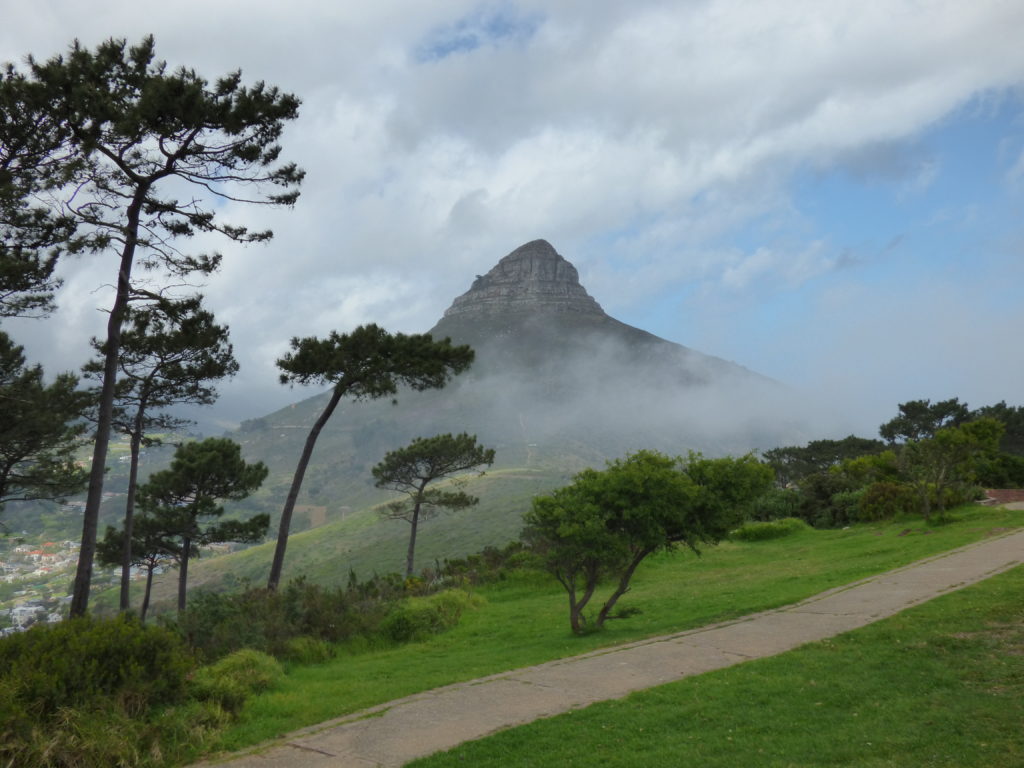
left=196, top=527, right=1024, bottom=768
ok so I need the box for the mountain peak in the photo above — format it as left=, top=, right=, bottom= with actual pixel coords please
left=442, top=240, right=605, bottom=319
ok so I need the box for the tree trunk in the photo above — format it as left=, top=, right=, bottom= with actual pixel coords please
left=405, top=498, right=422, bottom=579
left=141, top=565, right=154, bottom=623
left=267, top=387, right=344, bottom=590
left=178, top=536, right=191, bottom=613
left=596, top=548, right=651, bottom=628
left=120, top=411, right=146, bottom=612
left=70, top=186, right=148, bottom=617
left=569, top=601, right=585, bottom=634
left=567, top=568, right=600, bottom=635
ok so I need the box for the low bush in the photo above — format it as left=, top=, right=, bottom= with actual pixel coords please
left=202, top=649, right=284, bottom=694
left=435, top=541, right=538, bottom=586
left=749, top=488, right=803, bottom=521
left=858, top=481, right=918, bottom=521
left=172, top=573, right=405, bottom=661
left=0, top=614, right=193, bottom=718
left=0, top=615, right=198, bottom=768
left=730, top=517, right=811, bottom=542
left=190, top=649, right=283, bottom=715
left=380, top=590, right=484, bottom=643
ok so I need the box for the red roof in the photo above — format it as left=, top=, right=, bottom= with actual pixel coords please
left=985, top=489, right=1024, bottom=504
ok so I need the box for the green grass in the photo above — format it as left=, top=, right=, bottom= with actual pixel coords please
left=204, top=506, right=1022, bottom=756
left=410, top=561, right=1024, bottom=767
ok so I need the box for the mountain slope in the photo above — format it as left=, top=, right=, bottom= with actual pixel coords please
left=138, top=240, right=799, bottom=604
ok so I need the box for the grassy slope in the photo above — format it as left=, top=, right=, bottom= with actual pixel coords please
left=207, top=506, right=1022, bottom=755
left=412, top=557, right=1024, bottom=767
left=116, top=467, right=563, bottom=615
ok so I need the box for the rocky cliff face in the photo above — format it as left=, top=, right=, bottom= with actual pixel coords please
left=442, top=239, right=605, bottom=318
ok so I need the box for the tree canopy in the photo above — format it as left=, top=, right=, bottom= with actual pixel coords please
left=373, top=432, right=495, bottom=578
left=763, top=435, right=886, bottom=487
left=879, top=398, right=970, bottom=444
left=900, top=418, right=1003, bottom=520
left=0, top=62, right=73, bottom=318
left=0, top=331, right=89, bottom=516
left=97, top=514, right=184, bottom=622
left=267, top=324, right=475, bottom=590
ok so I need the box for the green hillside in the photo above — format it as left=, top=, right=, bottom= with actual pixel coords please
left=110, top=241, right=803, bottom=610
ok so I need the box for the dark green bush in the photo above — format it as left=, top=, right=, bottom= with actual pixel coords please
left=858, top=481, right=918, bottom=521
left=0, top=615, right=197, bottom=768
left=172, top=573, right=404, bottom=661
left=0, top=614, right=193, bottom=718
left=437, top=541, right=536, bottom=586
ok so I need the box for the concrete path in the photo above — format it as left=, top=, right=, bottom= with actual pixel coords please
left=196, top=527, right=1024, bottom=768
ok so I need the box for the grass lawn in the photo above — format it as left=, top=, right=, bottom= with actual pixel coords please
left=409, top=560, right=1024, bottom=767
left=207, top=506, right=1022, bottom=757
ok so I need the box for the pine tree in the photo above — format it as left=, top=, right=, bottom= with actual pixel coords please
left=373, top=433, right=495, bottom=578
left=135, top=438, right=268, bottom=612
left=0, top=36, right=302, bottom=615
left=268, top=325, right=474, bottom=590
left=83, top=295, right=237, bottom=611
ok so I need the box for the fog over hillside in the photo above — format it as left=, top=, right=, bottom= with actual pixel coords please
left=235, top=240, right=813, bottom=510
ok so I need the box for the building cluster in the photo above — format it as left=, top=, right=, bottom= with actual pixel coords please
left=0, top=540, right=79, bottom=635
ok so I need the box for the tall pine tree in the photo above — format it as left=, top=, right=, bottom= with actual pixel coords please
left=268, top=325, right=474, bottom=590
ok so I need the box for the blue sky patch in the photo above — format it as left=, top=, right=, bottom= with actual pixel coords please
left=416, top=4, right=542, bottom=62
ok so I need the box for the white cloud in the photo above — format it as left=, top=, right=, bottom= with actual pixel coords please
left=2, top=0, right=1024, bottom=423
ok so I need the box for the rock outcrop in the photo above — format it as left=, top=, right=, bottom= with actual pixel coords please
left=442, top=240, right=604, bottom=318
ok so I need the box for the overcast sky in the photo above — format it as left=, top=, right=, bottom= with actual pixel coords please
left=2, top=0, right=1022, bottom=438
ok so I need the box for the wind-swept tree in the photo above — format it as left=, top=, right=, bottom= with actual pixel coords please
left=0, top=36, right=302, bottom=616
left=83, top=295, right=238, bottom=611
left=0, top=331, right=89, bottom=517
left=373, top=433, right=495, bottom=578
left=880, top=398, right=970, bottom=444
left=136, top=437, right=268, bottom=612
left=268, top=324, right=474, bottom=590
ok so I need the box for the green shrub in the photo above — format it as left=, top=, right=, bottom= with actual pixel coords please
left=1, top=705, right=161, bottom=768
left=858, top=481, right=918, bottom=521
left=0, top=614, right=193, bottom=718
left=171, top=574, right=403, bottom=661
left=380, top=590, right=483, bottom=644
left=829, top=488, right=865, bottom=525
left=190, top=649, right=283, bottom=716
left=203, top=649, right=283, bottom=694
left=0, top=616, right=204, bottom=768
left=438, top=541, right=536, bottom=585
left=731, top=517, right=811, bottom=542
left=282, top=636, right=336, bottom=665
